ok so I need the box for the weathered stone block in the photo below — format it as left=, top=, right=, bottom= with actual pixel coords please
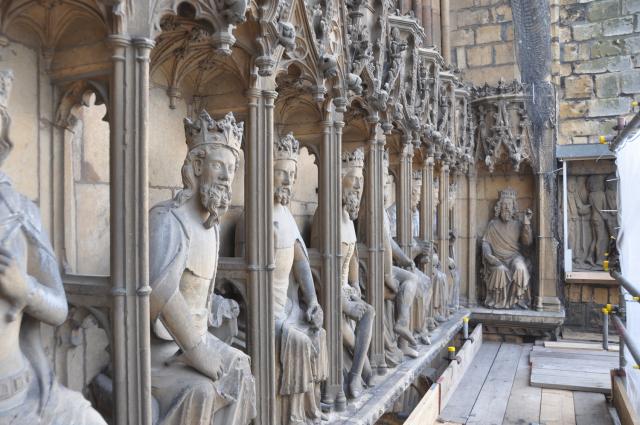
left=493, top=42, right=514, bottom=64
left=572, top=22, right=602, bottom=41
left=560, top=119, right=601, bottom=137
left=587, top=0, right=620, bottom=21
left=590, top=39, right=624, bottom=59
left=451, top=29, right=474, bottom=47
left=562, top=43, right=579, bottom=62
left=562, top=5, right=587, bottom=23
left=560, top=100, right=589, bottom=119
left=574, top=56, right=632, bottom=73
left=559, top=26, right=573, bottom=43
left=625, top=35, right=640, bottom=54
left=475, top=25, right=502, bottom=44
left=624, top=0, right=640, bottom=13
left=621, top=70, right=640, bottom=93
left=457, top=9, right=491, bottom=27
left=493, top=4, right=512, bottom=22
left=595, top=73, right=620, bottom=98
left=467, top=45, right=493, bottom=67
left=588, top=97, right=631, bottom=117
left=602, top=17, right=634, bottom=36
left=502, top=24, right=514, bottom=41
left=564, top=75, right=594, bottom=98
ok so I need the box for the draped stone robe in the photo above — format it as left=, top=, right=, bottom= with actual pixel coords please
left=0, top=173, right=106, bottom=425
left=482, top=217, right=532, bottom=309
left=273, top=204, right=328, bottom=425
left=148, top=201, right=256, bottom=425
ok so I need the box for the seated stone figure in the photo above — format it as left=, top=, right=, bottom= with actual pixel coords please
left=482, top=188, right=533, bottom=309
left=0, top=69, right=106, bottom=424
left=148, top=110, right=256, bottom=425
left=431, top=251, right=449, bottom=322
left=311, top=148, right=374, bottom=400
left=386, top=170, right=433, bottom=343
left=381, top=152, right=422, bottom=365
left=271, top=133, right=327, bottom=424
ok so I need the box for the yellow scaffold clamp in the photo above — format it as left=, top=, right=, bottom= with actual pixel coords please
left=599, top=135, right=608, bottom=144
left=602, top=307, right=609, bottom=315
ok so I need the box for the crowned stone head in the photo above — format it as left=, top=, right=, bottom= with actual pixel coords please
left=274, top=132, right=300, bottom=162
left=184, top=110, right=243, bottom=154
left=342, top=147, right=365, bottom=172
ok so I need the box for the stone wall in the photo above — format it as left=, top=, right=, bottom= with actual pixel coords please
left=558, top=0, right=640, bottom=145
left=449, top=0, right=518, bottom=85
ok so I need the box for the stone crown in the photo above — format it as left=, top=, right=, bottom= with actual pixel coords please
left=274, top=132, right=300, bottom=162
left=184, top=110, right=243, bottom=154
left=342, top=148, right=365, bottom=169
left=0, top=70, right=14, bottom=110
left=499, top=187, right=517, bottom=200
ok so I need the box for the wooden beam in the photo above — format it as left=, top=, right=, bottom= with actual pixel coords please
left=612, top=374, right=640, bottom=425
left=404, top=384, right=440, bottom=425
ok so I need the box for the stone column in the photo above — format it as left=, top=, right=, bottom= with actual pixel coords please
left=423, top=0, right=433, bottom=46
left=438, top=161, right=450, bottom=263
left=421, top=156, right=435, bottom=274
left=440, top=0, right=451, bottom=64
left=245, top=88, right=276, bottom=425
left=108, top=35, right=154, bottom=425
left=467, top=168, right=477, bottom=305
left=397, top=139, right=414, bottom=256
left=535, top=170, right=560, bottom=312
left=413, top=0, right=423, bottom=26
left=365, top=119, right=386, bottom=374
left=319, top=118, right=346, bottom=411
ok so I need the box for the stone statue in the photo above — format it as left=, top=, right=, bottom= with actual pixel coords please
left=431, top=251, right=449, bottom=320
left=482, top=188, right=533, bottom=309
left=604, top=173, right=618, bottom=238
left=148, top=110, right=256, bottom=425
left=0, top=69, right=106, bottom=424
left=448, top=231, right=460, bottom=312
left=384, top=172, right=434, bottom=341
left=586, top=175, right=607, bottom=268
left=311, top=148, right=374, bottom=400
left=381, top=152, right=422, bottom=364
left=567, top=176, right=591, bottom=269
left=272, top=133, right=327, bottom=424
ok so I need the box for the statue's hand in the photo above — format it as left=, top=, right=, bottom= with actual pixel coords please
left=179, top=337, right=224, bottom=382
left=0, top=248, right=30, bottom=319
left=524, top=208, right=533, bottom=224
left=385, top=275, right=399, bottom=293
left=485, top=253, right=502, bottom=267
left=306, top=302, right=324, bottom=330
left=344, top=300, right=367, bottom=321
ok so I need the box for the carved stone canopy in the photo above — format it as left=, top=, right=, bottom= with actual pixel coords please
left=472, top=79, right=533, bottom=174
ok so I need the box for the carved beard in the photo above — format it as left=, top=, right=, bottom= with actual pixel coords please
left=499, top=209, right=512, bottom=222
left=274, top=186, right=291, bottom=206
left=199, top=183, right=232, bottom=228
left=343, top=190, right=361, bottom=220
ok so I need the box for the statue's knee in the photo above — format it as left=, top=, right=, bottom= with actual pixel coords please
left=364, top=303, right=375, bottom=318
left=189, top=379, right=217, bottom=402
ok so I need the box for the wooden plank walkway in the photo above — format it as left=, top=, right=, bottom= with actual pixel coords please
left=530, top=345, right=617, bottom=394
left=439, top=342, right=614, bottom=425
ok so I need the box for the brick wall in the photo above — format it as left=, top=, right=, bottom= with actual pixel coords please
left=558, top=0, right=640, bottom=145
left=449, top=0, right=518, bottom=85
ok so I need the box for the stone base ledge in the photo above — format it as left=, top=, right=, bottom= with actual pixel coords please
left=329, top=309, right=469, bottom=425
left=469, top=306, right=565, bottom=338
